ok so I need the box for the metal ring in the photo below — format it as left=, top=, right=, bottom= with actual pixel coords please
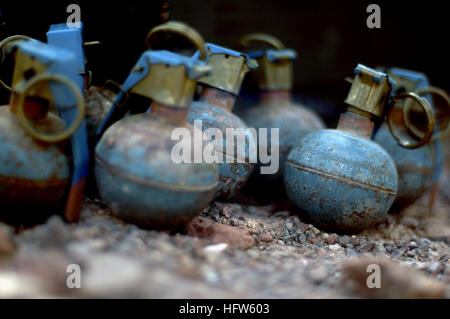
left=403, top=86, right=450, bottom=141
left=238, top=33, right=285, bottom=50
left=387, top=92, right=435, bottom=149
left=145, top=21, right=207, bottom=61
left=15, top=73, right=85, bottom=143
left=0, top=35, right=32, bottom=91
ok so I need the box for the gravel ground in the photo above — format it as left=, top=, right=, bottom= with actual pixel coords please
left=0, top=142, right=449, bottom=298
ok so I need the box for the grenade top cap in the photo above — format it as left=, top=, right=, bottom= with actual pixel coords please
left=194, top=43, right=257, bottom=95
left=11, top=40, right=78, bottom=101
left=345, top=64, right=393, bottom=118
left=130, top=50, right=211, bottom=108
left=249, top=49, right=297, bottom=91
left=239, top=33, right=297, bottom=91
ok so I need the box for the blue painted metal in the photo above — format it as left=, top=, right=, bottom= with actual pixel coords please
left=284, top=129, right=398, bottom=232
left=0, top=40, right=87, bottom=222
left=189, top=101, right=256, bottom=199
left=46, top=23, right=90, bottom=220
left=284, top=65, right=398, bottom=232
left=240, top=92, right=325, bottom=185
left=248, top=49, right=298, bottom=61
left=188, top=43, right=256, bottom=199
left=95, top=50, right=218, bottom=229
left=373, top=67, right=443, bottom=211
left=239, top=46, right=325, bottom=187
left=193, top=43, right=256, bottom=68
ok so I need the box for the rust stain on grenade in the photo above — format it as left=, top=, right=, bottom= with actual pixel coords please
left=0, top=105, right=70, bottom=220
left=95, top=111, right=218, bottom=229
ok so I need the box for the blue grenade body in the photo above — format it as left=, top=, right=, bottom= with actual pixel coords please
left=373, top=68, right=443, bottom=211
left=0, top=105, right=70, bottom=212
left=188, top=101, right=255, bottom=199
left=285, top=129, right=398, bottom=232
left=188, top=43, right=256, bottom=199
left=240, top=48, right=325, bottom=183
left=284, top=64, right=401, bottom=232
left=242, top=100, right=325, bottom=182
left=95, top=50, right=218, bottom=229
left=0, top=38, right=89, bottom=222
left=95, top=114, right=218, bottom=228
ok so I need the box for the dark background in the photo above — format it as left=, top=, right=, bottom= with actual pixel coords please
left=1, top=0, right=448, bottom=124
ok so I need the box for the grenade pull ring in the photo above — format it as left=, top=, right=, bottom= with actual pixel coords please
left=145, top=21, right=207, bottom=61
left=0, top=35, right=32, bottom=91
left=402, top=86, right=450, bottom=141
left=387, top=91, right=435, bottom=149
left=238, top=33, right=285, bottom=50
left=14, top=73, right=85, bottom=143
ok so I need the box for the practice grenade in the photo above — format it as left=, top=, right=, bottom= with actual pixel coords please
left=237, top=33, right=325, bottom=187
left=0, top=38, right=89, bottom=223
left=188, top=43, right=258, bottom=199
left=95, top=21, right=218, bottom=229
left=373, top=67, right=449, bottom=212
left=284, top=64, right=435, bottom=232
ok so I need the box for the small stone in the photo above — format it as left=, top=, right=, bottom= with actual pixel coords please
left=259, top=233, right=273, bottom=243
left=246, top=220, right=256, bottom=228
left=308, top=264, right=328, bottom=283
left=338, top=235, right=351, bottom=247
left=0, top=223, right=15, bottom=255
left=408, top=241, right=418, bottom=249
left=426, top=262, right=441, bottom=274
left=297, top=234, right=307, bottom=243
left=359, top=242, right=375, bottom=252
left=329, top=244, right=341, bottom=251
left=419, top=238, right=432, bottom=247
left=326, top=234, right=338, bottom=245
left=208, top=224, right=255, bottom=250
left=185, top=216, right=254, bottom=249
left=204, top=243, right=228, bottom=254
left=184, top=216, right=213, bottom=238
left=374, top=242, right=386, bottom=254
left=401, top=216, right=420, bottom=228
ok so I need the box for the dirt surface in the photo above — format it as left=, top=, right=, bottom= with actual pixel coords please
left=0, top=143, right=449, bottom=299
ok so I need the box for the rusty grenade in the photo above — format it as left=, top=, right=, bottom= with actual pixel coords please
left=188, top=43, right=258, bottom=199
left=284, top=64, right=436, bottom=232
left=95, top=21, right=218, bottom=229
left=238, top=33, right=325, bottom=185
left=373, top=67, right=449, bottom=212
left=0, top=37, right=89, bottom=223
